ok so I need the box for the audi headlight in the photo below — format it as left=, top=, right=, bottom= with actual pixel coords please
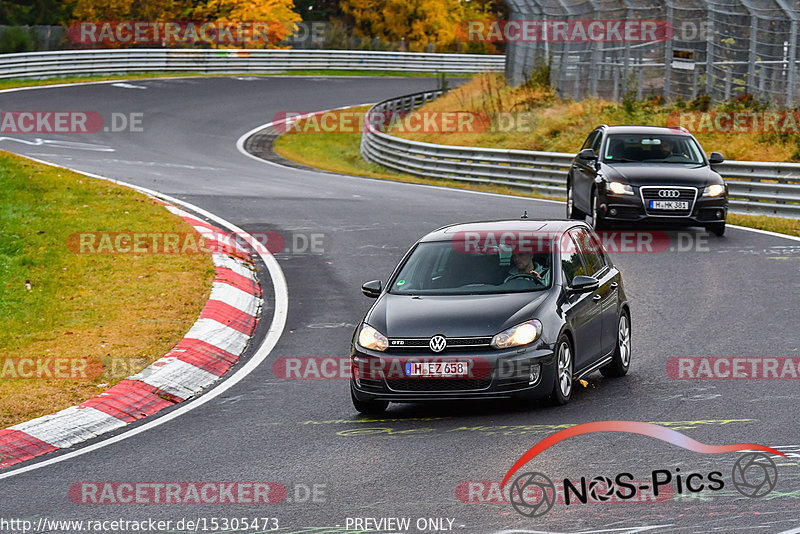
left=491, top=320, right=543, bottom=350
left=358, top=323, right=388, bottom=352
left=608, top=181, right=634, bottom=195
left=703, top=184, right=725, bottom=197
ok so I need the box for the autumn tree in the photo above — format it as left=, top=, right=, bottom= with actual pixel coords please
left=341, top=0, right=496, bottom=52
left=70, top=0, right=301, bottom=47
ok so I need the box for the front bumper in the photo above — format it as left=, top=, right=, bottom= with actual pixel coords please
left=601, top=189, right=727, bottom=226
left=349, top=344, right=556, bottom=403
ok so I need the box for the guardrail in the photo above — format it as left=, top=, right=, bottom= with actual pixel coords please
left=0, top=49, right=505, bottom=79
left=361, top=90, right=800, bottom=219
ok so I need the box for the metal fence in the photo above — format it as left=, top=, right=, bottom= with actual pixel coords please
left=504, top=0, right=800, bottom=107
left=0, top=48, right=504, bottom=79
left=361, top=89, right=800, bottom=219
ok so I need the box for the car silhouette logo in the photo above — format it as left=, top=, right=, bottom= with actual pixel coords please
left=658, top=189, right=681, bottom=198
left=429, top=335, right=447, bottom=353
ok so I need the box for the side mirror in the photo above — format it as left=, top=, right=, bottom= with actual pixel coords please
left=708, top=152, right=724, bottom=164
left=361, top=280, right=382, bottom=298
left=578, top=148, right=597, bottom=161
left=569, top=275, right=600, bottom=293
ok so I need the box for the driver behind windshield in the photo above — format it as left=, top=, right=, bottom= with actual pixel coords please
left=505, top=252, right=549, bottom=285
left=660, top=138, right=689, bottom=160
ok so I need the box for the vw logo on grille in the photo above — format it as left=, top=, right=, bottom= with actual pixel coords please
left=429, top=335, right=447, bottom=353
left=658, top=189, right=681, bottom=198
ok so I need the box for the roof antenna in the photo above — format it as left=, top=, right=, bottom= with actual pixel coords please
left=521, top=210, right=528, bottom=219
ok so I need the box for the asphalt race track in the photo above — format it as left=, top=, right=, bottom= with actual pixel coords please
left=1, top=76, right=799, bottom=534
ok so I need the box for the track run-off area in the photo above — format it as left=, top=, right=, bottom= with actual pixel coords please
left=0, top=76, right=799, bottom=534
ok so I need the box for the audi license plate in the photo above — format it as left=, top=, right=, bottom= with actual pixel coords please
left=405, top=361, right=469, bottom=378
left=650, top=200, right=688, bottom=210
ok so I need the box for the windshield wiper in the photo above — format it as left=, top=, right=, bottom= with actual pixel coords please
left=605, top=158, right=636, bottom=162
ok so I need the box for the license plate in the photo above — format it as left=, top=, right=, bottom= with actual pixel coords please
left=405, top=361, right=469, bottom=377
left=650, top=200, right=688, bottom=210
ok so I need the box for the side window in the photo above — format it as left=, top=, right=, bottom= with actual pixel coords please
left=561, top=233, right=587, bottom=285
left=573, top=229, right=607, bottom=276
left=580, top=131, right=600, bottom=151
left=591, top=132, right=602, bottom=153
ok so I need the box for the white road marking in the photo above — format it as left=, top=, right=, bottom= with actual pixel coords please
left=111, top=82, right=147, bottom=89
left=728, top=224, right=800, bottom=242
left=0, top=137, right=113, bottom=151
left=0, top=156, right=289, bottom=481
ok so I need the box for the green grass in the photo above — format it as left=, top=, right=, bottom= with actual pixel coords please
left=728, top=213, right=800, bottom=237
left=0, top=152, right=215, bottom=427
left=273, top=106, right=562, bottom=200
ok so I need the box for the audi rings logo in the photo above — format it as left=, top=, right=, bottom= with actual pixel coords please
left=732, top=452, right=778, bottom=498
left=658, top=189, right=681, bottom=198
left=429, top=335, right=447, bottom=353
left=509, top=472, right=556, bottom=517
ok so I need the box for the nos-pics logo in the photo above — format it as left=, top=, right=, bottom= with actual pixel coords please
left=502, top=421, right=785, bottom=518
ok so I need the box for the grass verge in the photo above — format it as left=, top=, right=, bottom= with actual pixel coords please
left=272, top=106, right=561, bottom=201
left=0, top=152, right=215, bottom=427
left=273, top=106, right=800, bottom=238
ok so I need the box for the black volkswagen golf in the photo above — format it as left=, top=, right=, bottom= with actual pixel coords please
left=567, top=125, right=728, bottom=236
left=349, top=220, right=630, bottom=413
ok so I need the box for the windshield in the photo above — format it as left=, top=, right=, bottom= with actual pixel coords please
left=604, top=134, right=705, bottom=164
left=390, top=241, right=553, bottom=295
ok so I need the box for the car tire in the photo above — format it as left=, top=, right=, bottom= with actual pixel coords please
left=550, top=334, right=574, bottom=405
left=707, top=222, right=725, bottom=237
left=566, top=183, right=584, bottom=220
left=591, top=191, right=608, bottom=231
left=600, top=311, right=631, bottom=378
left=351, top=389, right=389, bottom=414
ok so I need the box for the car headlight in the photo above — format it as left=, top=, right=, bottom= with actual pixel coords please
left=358, top=323, right=388, bottom=351
left=703, top=184, right=725, bottom=197
left=491, top=320, right=543, bottom=350
left=608, top=181, right=634, bottom=195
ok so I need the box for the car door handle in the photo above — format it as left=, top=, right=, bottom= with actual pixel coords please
left=610, top=282, right=618, bottom=289
left=592, top=294, right=602, bottom=302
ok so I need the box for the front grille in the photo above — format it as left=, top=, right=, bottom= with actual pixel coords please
left=387, top=378, right=491, bottom=392
left=358, top=378, right=384, bottom=391
left=387, top=337, right=493, bottom=352
left=640, top=186, right=697, bottom=217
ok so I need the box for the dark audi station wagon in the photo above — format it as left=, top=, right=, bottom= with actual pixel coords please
left=567, top=125, right=728, bottom=236
left=350, top=220, right=631, bottom=413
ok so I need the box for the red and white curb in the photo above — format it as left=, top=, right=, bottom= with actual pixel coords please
left=0, top=203, right=262, bottom=469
